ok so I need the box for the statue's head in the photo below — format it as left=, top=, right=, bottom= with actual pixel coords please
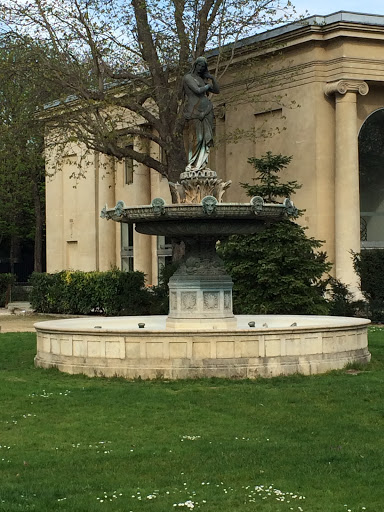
left=192, top=56, right=208, bottom=76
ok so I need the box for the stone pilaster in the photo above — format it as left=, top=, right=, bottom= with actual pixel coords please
left=324, top=80, right=369, bottom=296
left=97, top=153, right=116, bottom=270
left=132, top=137, right=153, bottom=283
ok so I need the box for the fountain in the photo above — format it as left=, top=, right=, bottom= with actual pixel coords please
left=34, top=57, right=370, bottom=379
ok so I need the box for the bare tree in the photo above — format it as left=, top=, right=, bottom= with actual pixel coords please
left=0, top=0, right=296, bottom=185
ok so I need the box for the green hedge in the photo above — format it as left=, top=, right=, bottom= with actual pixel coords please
left=0, top=273, right=15, bottom=307
left=29, top=270, right=153, bottom=316
left=354, top=250, right=384, bottom=322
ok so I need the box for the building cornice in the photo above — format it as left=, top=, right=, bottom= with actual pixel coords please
left=212, top=12, right=384, bottom=65
left=217, top=11, right=384, bottom=53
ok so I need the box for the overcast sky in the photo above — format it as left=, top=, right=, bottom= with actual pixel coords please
left=293, top=0, right=384, bottom=17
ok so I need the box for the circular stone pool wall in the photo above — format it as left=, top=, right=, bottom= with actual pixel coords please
left=34, top=315, right=371, bottom=379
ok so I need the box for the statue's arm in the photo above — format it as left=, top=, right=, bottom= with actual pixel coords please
left=184, top=74, right=211, bottom=94
left=206, top=74, right=220, bottom=94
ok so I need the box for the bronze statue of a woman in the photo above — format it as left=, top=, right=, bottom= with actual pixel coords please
left=183, top=57, right=219, bottom=172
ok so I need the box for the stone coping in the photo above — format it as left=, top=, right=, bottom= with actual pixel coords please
left=35, top=315, right=370, bottom=334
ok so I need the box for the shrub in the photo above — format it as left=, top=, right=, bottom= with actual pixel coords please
left=29, top=269, right=152, bottom=316
left=353, top=250, right=384, bottom=322
left=0, top=273, right=15, bottom=307
left=146, top=263, right=179, bottom=315
left=326, top=277, right=366, bottom=317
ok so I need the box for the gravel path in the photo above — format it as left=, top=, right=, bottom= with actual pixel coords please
left=0, top=309, right=76, bottom=333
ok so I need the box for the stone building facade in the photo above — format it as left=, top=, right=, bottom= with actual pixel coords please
left=45, top=11, right=384, bottom=293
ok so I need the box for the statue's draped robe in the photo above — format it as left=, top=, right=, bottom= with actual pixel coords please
left=183, top=73, right=214, bottom=171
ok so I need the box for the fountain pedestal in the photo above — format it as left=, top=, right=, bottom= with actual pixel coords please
left=166, top=236, right=236, bottom=329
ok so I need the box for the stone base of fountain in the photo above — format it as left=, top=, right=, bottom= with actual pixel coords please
left=34, top=315, right=370, bottom=379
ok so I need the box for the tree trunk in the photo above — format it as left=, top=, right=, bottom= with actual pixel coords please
left=166, top=133, right=187, bottom=189
left=9, top=236, right=21, bottom=276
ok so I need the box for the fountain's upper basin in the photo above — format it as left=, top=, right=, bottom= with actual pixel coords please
left=101, top=202, right=289, bottom=236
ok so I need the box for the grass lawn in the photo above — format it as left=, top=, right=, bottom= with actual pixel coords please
left=0, top=328, right=384, bottom=512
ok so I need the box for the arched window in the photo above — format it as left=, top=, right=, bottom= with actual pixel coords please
left=359, top=108, right=384, bottom=247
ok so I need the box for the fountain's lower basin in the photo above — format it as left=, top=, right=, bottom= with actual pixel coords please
left=34, top=315, right=370, bottom=379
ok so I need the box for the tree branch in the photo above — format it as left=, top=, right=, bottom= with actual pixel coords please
left=195, top=0, right=224, bottom=57
left=171, top=0, right=189, bottom=66
left=131, top=0, right=165, bottom=91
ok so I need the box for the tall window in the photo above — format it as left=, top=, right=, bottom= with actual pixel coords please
left=157, top=236, right=172, bottom=276
left=359, top=109, right=384, bottom=248
left=121, top=224, right=134, bottom=271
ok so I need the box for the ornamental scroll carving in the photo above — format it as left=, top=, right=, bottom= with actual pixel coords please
left=324, top=80, right=369, bottom=97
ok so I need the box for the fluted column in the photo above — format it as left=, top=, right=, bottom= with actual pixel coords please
left=324, top=80, right=369, bottom=295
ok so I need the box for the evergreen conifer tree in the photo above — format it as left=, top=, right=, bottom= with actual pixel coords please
left=218, top=152, right=331, bottom=314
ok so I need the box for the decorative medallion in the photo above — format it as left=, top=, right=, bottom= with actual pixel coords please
left=181, top=292, right=197, bottom=310
left=203, top=292, right=219, bottom=310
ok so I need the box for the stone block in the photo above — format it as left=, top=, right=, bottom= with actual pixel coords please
left=216, top=341, right=235, bottom=359
left=42, top=335, right=51, bottom=353
left=51, top=337, right=60, bottom=355
left=323, top=333, right=347, bottom=353
left=126, top=342, right=141, bottom=358
left=285, top=336, right=303, bottom=356
left=146, top=342, right=164, bottom=358
left=240, top=340, right=259, bottom=357
left=322, top=335, right=335, bottom=353
left=169, top=342, right=188, bottom=358
left=265, top=338, right=281, bottom=357
left=192, top=341, right=210, bottom=359
left=347, top=333, right=358, bottom=350
left=88, top=341, right=102, bottom=358
left=304, top=336, right=322, bottom=354
left=73, top=338, right=87, bottom=358
left=60, top=337, right=73, bottom=356
left=357, top=331, right=368, bottom=348
left=106, top=341, right=122, bottom=359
